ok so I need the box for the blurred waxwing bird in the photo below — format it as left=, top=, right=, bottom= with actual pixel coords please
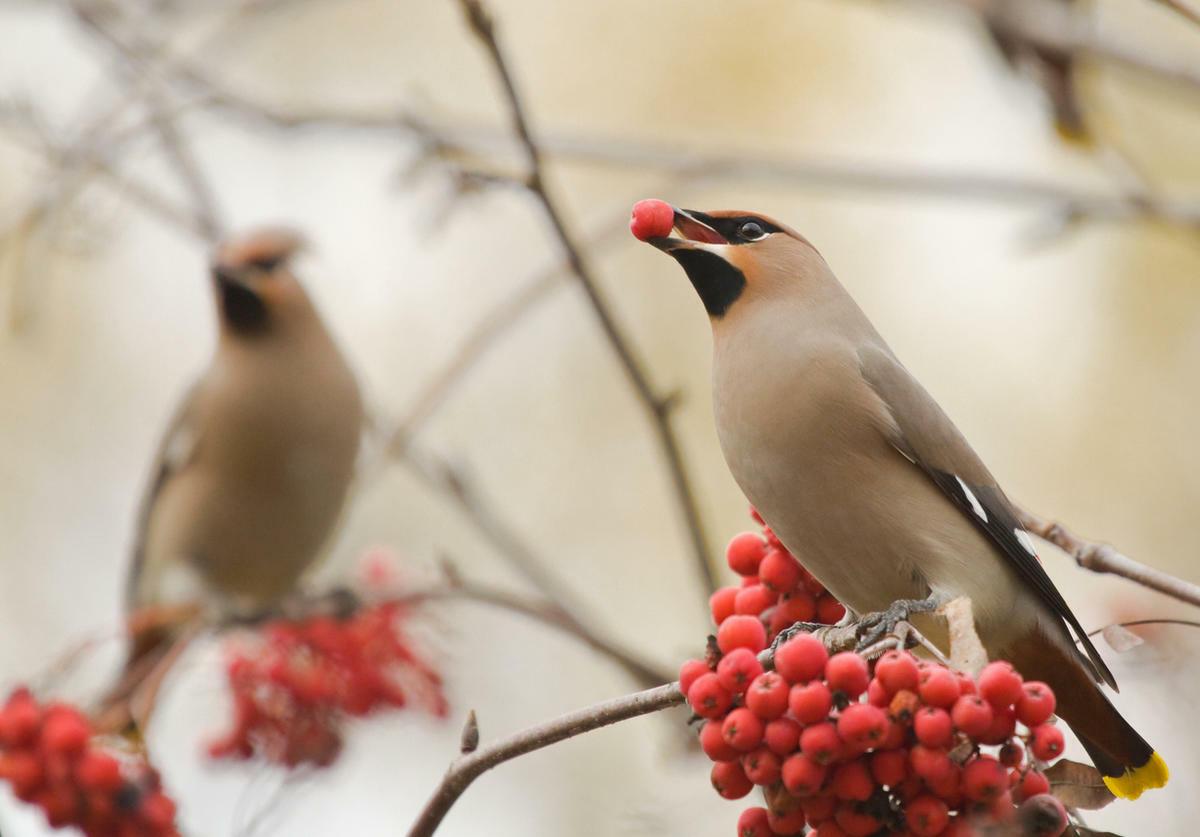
left=636, top=201, right=1166, bottom=800
left=102, top=228, right=364, bottom=728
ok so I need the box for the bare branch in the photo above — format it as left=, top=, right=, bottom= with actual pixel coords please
left=406, top=682, right=684, bottom=837
left=1016, top=507, right=1200, bottom=608
left=933, top=0, right=1200, bottom=94
left=68, top=0, right=226, bottom=241
left=941, top=596, right=989, bottom=676
left=391, top=581, right=673, bottom=688
left=454, top=0, right=717, bottom=595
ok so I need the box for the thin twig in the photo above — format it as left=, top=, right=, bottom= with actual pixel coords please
left=393, top=582, right=673, bottom=688
left=1015, top=507, right=1200, bottom=608
left=406, top=682, right=684, bottom=837
left=68, top=0, right=225, bottom=241
left=1150, top=0, right=1200, bottom=27
left=930, top=0, right=1200, bottom=93
left=1085, top=617, right=1200, bottom=638
left=454, top=0, right=717, bottom=595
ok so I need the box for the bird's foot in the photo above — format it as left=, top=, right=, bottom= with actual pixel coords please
left=855, top=597, right=940, bottom=650
left=769, top=621, right=826, bottom=654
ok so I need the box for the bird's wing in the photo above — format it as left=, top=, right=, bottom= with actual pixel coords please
left=857, top=344, right=1116, bottom=689
left=126, top=381, right=205, bottom=610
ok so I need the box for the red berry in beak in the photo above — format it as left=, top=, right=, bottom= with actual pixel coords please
left=629, top=199, right=674, bottom=241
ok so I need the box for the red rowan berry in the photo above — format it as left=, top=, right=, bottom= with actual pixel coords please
left=774, top=634, right=828, bottom=684
left=712, top=760, right=754, bottom=800
left=917, top=667, right=961, bottom=709
left=1015, top=769, right=1051, bottom=801
left=866, top=678, right=889, bottom=707
left=789, top=680, right=833, bottom=724
left=139, top=791, right=177, bottom=831
left=710, top=587, right=740, bottom=626
left=0, top=690, right=41, bottom=748
left=727, top=532, right=767, bottom=576
left=736, top=584, right=778, bottom=616
left=35, top=784, right=79, bottom=828
left=736, top=806, right=773, bottom=837
left=1016, top=793, right=1069, bottom=837
left=746, top=672, right=789, bottom=720
left=875, top=650, right=920, bottom=695
left=977, top=661, right=1023, bottom=709
left=800, top=721, right=842, bottom=765
left=629, top=199, right=675, bottom=241
left=769, top=593, right=817, bottom=638
left=718, top=615, right=768, bottom=655
left=816, top=596, right=845, bottom=624
left=688, top=673, right=734, bottom=719
left=836, top=704, right=888, bottom=750
left=814, top=821, right=850, bottom=837
left=801, top=794, right=837, bottom=825
left=931, top=763, right=965, bottom=803
left=950, top=695, right=993, bottom=738
left=75, top=751, right=122, bottom=793
left=870, top=748, right=908, bottom=787
left=914, top=707, right=953, bottom=748
left=717, top=648, right=765, bottom=694
left=825, top=652, right=869, bottom=698
left=830, top=760, right=874, bottom=801
left=880, top=719, right=906, bottom=750
left=956, top=672, right=977, bottom=695
left=700, top=718, right=740, bottom=762
left=742, top=747, right=782, bottom=786
left=723, top=708, right=765, bottom=752
left=999, top=741, right=1025, bottom=769
left=1016, top=682, right=1056, bottom=727
left=760, top=549, right=803, bottom=593
left=768, top=805, right=808, bottom=836
left=910, top=745, right=953, bottom=783
left=765, top=717, right=802, bottom=755
left=1028, top=724, right=1065, bottom=761
left=985, top=706, right=1019, bottom=747
left=906, top=794, right=950, bottom=836
left=679, top=659, right=710, bottom=696
left=40, top=706, right=90, bottom=757
left=782, top=753, right=828, bottom=797
left=834, top=802, right=882, bottom=836
left=0, top=751, right=43, bottom=799
left=963, top=756, right=1008, bottom=801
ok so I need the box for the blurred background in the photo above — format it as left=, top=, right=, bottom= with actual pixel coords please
left=2, top=0, right=1199, bottom=834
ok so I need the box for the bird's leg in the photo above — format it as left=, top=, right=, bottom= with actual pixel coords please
left=855, top=594, right=945, bottom=649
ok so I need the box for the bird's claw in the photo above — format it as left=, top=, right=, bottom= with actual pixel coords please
left=855, top=602, right=913, bottom=649
left=769, top=621, right=824, bottom=654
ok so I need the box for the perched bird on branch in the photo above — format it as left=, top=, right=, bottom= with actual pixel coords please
left=100, top=229, right=364, bottom=730
left=633, top=200, right=1166, bottom=800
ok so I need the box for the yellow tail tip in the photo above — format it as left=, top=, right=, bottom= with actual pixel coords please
left=1103, top=752, right=1169, bottom=800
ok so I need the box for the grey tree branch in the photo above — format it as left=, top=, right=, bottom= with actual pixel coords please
left=1015, top=507, right=1200, bottom=608
left=406, top=682, right=685, bottom=837
left=453, top=0, right=718, bottom=596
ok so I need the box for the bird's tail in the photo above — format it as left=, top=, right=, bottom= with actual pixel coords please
left=1004, top=629, right=1168, bottom=801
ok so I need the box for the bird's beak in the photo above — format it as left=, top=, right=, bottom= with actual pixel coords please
left=649, top=207, right=728, bottom=252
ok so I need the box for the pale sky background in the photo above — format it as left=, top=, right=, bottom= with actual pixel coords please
left=1, top=0, right=1199, bottom=835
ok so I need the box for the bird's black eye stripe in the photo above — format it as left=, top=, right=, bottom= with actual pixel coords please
left=702, top=215, right=781, bottom=244
left=245, top=255, right=285, bottom=272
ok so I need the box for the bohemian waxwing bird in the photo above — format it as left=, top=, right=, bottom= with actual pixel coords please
left=635, top=201, right=1167, bottom=800
left=107, top=229, right=364, bottom=720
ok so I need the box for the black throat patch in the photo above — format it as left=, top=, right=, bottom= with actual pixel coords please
left=669, top=249, right=746, bottom=318
left=214, top=270, right=268, bottom=335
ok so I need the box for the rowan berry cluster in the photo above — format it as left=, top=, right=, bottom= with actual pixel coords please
left=681, top=517, right=1070, bottom=837
left=0, top=688, right=177, bottom=836
left=207, top=600, right=448, bottom=768
left=710, top=511, right=846, bottom=643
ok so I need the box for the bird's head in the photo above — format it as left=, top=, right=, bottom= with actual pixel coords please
left=632, top=201, right=824, bottom=320
left=210, top=228, right=310, bottom=337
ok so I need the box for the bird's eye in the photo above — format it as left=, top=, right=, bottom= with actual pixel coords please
left=738, top=221, right=767, bottom=241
